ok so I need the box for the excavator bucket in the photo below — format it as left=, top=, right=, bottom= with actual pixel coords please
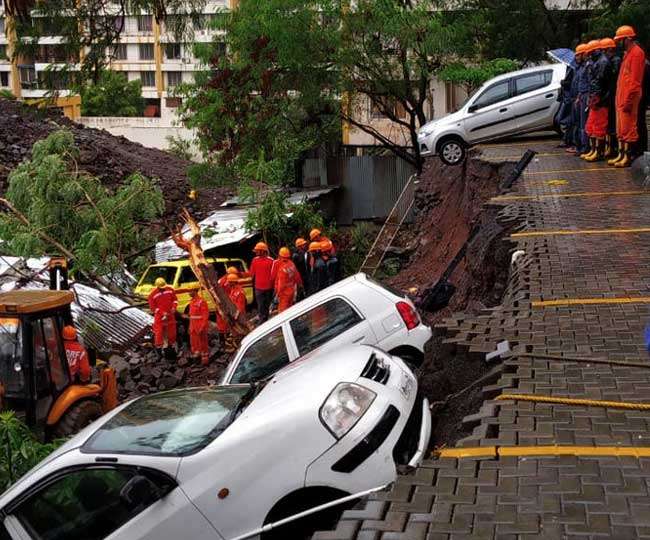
left=100, top=367, right=119, bottom=414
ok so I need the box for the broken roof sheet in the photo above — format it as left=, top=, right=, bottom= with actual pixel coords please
left=155, top=188, right=335, bottom=263
left=0, top=256, right=152, bottom=353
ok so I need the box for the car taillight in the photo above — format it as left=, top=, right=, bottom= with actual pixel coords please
left=396, top=301, right=419, bottom=330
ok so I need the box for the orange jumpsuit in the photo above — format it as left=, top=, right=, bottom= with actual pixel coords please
left=216, top=276, right=231, bottom=333
left=188, top=295, right=210, bottom=364
left=64, top=340, right=91, bottom=383
left=616, top=42, right=646, bottom=142
left=224, top=285, right=247, bottom=352
left=148, top=286, right=178, bottom=347
left=272, top=259, right=303, bottom=313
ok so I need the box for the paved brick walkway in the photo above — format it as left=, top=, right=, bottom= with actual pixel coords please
left=314, top=139, right=650, bottom=539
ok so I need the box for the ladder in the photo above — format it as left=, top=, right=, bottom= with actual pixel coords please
left=359, top=173, right=417, bottom=276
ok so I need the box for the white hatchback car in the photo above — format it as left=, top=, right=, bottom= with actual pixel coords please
left=221, top=273, right=432, bottom=385
left=417, top=63, right=567, bottom=165
left=0, top=345, right=431, bottom=540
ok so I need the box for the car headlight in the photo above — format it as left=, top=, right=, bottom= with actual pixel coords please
left=320, top=382, right=376, bottom=439
left=419, top=124, right=436, bottom=137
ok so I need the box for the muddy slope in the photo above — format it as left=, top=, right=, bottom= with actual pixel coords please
left=0, top=98, right=230, bottom=222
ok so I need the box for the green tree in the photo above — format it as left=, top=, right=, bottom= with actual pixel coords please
left=582, top=0, right=649, bottom=47
left=80, top=70, right=144, bottom=117
left=0, top=130, right=164, bottom=276
left=439, top=58, right=520, bottom=96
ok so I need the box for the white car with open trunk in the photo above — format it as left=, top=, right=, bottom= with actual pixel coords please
left=0, top=344, right=431, bottom=540
left=221, top=272, right=432, bottom=385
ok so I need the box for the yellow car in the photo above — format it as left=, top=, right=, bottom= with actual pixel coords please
left=134, top=258, right=254, bottom=314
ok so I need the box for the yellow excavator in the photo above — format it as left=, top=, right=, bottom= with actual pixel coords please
left=0, top=289, right=118, bottom=440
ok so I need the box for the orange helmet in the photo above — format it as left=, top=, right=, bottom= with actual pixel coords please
left=585, top=39, right=600, bottom=53
left=614, top=25, right=636, bottom=41
left=253, top=241, right=269, bottom=253
left=308, top=241, right=322, bottom=252
left=295, top=237, right=307, bottom=249
left=599, top=37, right=616, bottom=49
left=575, top=43, right=588, bottom=54
left=320, top=239, right=333, bottom=253
left=226, top=273, right=239, bottom=283
left=309, top=228, right=321, bottom=241
left=278, top=247, right=291, bottom=259
left=62, top=325, right=77, bottom=340
left=226, top=266, right=239, bottom=275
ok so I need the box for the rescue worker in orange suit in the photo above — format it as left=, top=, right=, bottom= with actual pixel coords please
left=249, top=242, right=274, bottom=323
left=583, top=40, right=613, bottom=162
left=225, top=273, right=247, bottom=353
left=216, top=266, right=238, bottom=350
left=292, top=238, right=310, bottom=298
left=320, top=239, right=340, bottom=287
left=609, top=25, right=647, bottom=167
left=603, top=38, right=622, bottom=157
left=188, top=289, right=210, bottom=365
left=309, top=228, right=336, bottom=256
left=272, top=247, right=303, bottom=313
left=62, top=325, right=91, bottom=383
left=148, top=277, right=178, bottom=357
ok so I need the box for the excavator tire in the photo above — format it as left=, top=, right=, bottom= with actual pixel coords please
left=52, top=399, right=103, bottom=438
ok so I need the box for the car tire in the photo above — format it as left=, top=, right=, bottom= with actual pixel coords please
left=52, top=399, right=102, bottom=438
left=438, top=138, right=466, bottom=166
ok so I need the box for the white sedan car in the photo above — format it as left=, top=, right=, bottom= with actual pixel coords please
left=418, top=63, right=567, bottom=165
left=0, top=345, right=431, bottom=540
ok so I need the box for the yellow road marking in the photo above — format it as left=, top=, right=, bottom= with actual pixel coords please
left=496, top=393, right=650, bottom=410
left=491, top=190, right=649, bottom=202
left=525, top=167, right=627, bottom=175
left=532, top=296, right=650, bottom=307
left=511, top=227, right=650, bottom=238
left=435, top=446, right=650, bottom=459
left=545, top=179, right=568, bottom=186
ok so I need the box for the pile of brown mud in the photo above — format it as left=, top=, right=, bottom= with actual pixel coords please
left=388, top=150, right=518, bottom=448
left=0, top=98, right=231, bottom=222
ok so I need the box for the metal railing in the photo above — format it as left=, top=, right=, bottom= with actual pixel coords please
left=359, top=173, right=417, bottom=276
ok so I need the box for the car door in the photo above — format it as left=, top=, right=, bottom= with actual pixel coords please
left=227, top=325, right=293, bottom=383
left=288, top=297, right=376, bottom=359
left=2, top=465, right=219, bottom=540
left=462, top=78, right=518, bottom=143
left=510, top=70, right=556, bottom=132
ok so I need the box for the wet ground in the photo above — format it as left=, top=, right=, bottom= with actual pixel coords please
left=314, top=136, right=650, bottom=539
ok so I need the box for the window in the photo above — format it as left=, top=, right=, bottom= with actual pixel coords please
left=139, top=43, right=154, bottom=60
left=0, top=18, right=5, bottom=34
left=0, top=318, right=24, bottom=396
left=472, top=80, right=510, bottom=110
left=112, top=15, right=125, bottom=32
left=140, top=70, right=156, bottom=87
left=214, top=41, right=226, bottom=58
left=370, top=97, right=406, bottom=120
left=192, top=15, right=209, bottom=30
left=230, top=327, right=289, bottom=383
left=0, top=72, right=8, bottom=87
left=112, top=43, right=128, bottom=60
left=0, top=45, right=6, bottom=61
left=165, top=42, right=181, bottom=59
left=19, top=66, right=37, bottom=89
left=167, top=71, right=182, bottom=87
left=290, top=298, right=362, bottom=357
left=42, top=317, right=68, bottom=391
left=140, top=266, right=178, bottom=286
left=178, top=265, right=198, bottom=284
left=137, top=14, right=153, bottom=32
left=165, top=96, right=182, bottom=108
left=514, top=70, right=552, bottom=96
left=13, top=467, right=166, bottom=540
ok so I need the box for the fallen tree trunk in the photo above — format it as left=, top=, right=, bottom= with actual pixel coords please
left=172, top=209, right=252, bottom=336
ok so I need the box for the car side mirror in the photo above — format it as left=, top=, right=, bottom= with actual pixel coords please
left=120, top=475, right=159, bottom=510
left=468, top=104, right=478, bottom=113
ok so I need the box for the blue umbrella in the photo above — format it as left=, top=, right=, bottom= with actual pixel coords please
left=547, top=48, right=576, bottom=69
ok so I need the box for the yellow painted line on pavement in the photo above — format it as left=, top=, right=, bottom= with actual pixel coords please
left=496, top=393, right=650, bottom=411
left=532, top=296, right=650, bottom=307
left=435, top=446, right=650, bottom=459
left=525, top=167, right=627, bottom=176
left=511, top=227, right=650, bottom=238
left=491, top=190, right=649, bottom=202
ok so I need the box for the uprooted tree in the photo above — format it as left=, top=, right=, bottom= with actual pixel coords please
left=0, top=130, right=164, bottom=278
left=172, top=209, right=251, bottom=336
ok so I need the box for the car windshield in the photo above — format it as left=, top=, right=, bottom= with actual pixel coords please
left=82, top=386, right=252, bottom=456
left=0, top=318, right=24, bottom=397
left=139, top=266, right=178, bottom=286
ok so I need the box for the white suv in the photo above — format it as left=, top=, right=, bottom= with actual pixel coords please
left=418, top=63, right=567, bottom=165
left=221, top=273, right=432, bottom=384
left=0, top=345, right=431, bottom=540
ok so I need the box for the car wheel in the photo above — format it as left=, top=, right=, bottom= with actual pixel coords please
left=439, top=139, right=466, bottom=166
left=52, top=400, right=102, bottom=439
